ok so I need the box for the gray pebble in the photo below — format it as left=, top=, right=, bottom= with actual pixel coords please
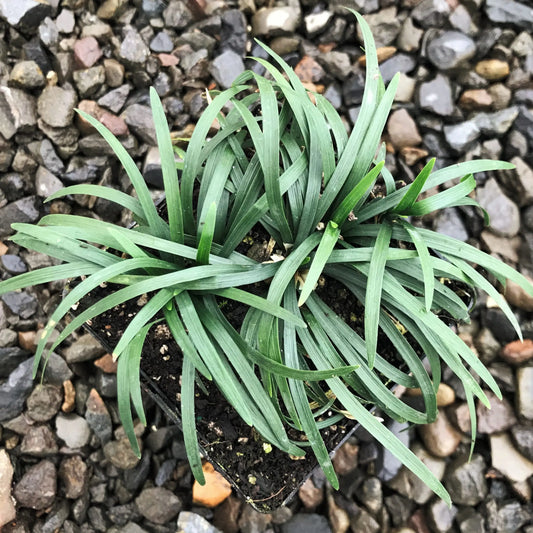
left=427, top=31, right=476, bottom=70
left=210, top=50, right=245, bottom=90
left=37, top=86, right=77, bottom=128
left=419, top=74, right=454, bottom=116
left=444, top=454, right=488, bottom=506
left=135, top=487, right=182, bottom=525
left=1, top=254, right=27, bottom=274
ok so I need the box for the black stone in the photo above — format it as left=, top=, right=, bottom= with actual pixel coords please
left=22, top=38, right=52, bottom=74
left=0, top=358, right=33, bottom=422
left=220, top=10, right=247, bottom=56
left=0, top=347, right=30, bottom=378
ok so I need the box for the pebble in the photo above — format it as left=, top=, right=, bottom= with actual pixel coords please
left=9, top=60, right=45, bottom=89
left=331, top=440, right=358, bottom=475
left=1, top=290, right=38, bottom=318
left=177, top=511, right=222, bottom=533
left=163, top=0, right=193, bottom=30
left=150, top=31, right=174, bottom=53
left=406, top=383, right=455, bottom=407
left=419, top=409, right=462, bottom=457
left=456, top=508, right=485, bottom=533
left=62, top=333, right=106, bottom=363
left=40, top=352, right=74, bottom=386
left=298, top=477, right=324, bottom=509
left=474, top=107, right=519, bottom=137
left=73, top=65, right=106, bottom=98
left=419, top=74, right=454, bottom=116
left=361, top=7, right=401, bottom=47
left=0, top=0, right=51, bottom=30
left=427, top=31, right=476, bottom=70
left=385, top=494, right=414, bottom=528
left=96, top=0, right=129, bottom=19
left=475, top=59, right=510, bottom=81
left=426, top=498, right=457, bottom=533
left=74, top=37, right=102, bottom=69
left=476, top=390, right=517, bottom=434
left=476, top=178, right=520, bottom=237
left=35, top=165, right=63, bottom=197
left=398, top=18, right=423, bottom=53
left=0, top=87, right=37, bottom=139
left=280, top=513, right=332, bottom=533
left=444, top=454, right=488, bottom=506
left=387, top=109, right=422, bottom=150
left=122, top=104, right=157, bottom=145
left=501, top=338, right=533, bottom=364
left=360, top=476, right=382, bottom=515
left=516, top=366, right=533, bottom=419
left=0, top=450, right=15, bottom=527
left=192, top=462, right=232, bottom=508
left=379, top=53, right=417, bottom=83
left=104, top=58, right=125, bottom=87
left=58, top=455, right=89, bottom=499
left=510, top=425, right=533, bottom=462
left=0, top=329, right=17, bottom=347
left=475, top=327, right=501, bottom=364
left=388, top=443, right=446, bottom=505
left=0, top=254, right=26, bottom=275
left=210, top=50, right=245, bottom=89
left=395, top=74, right=416, bottom=103
left=484, top=0, right=533, bottom=29
left=56, top=8, right=75, bottom=33
left=220, top=10, right=247, bottom=56
left=56, top=412, right=91, bottom=448
left=135, top=487, right=182, bottom=524
left=20, top=424, right=59, bottom=456
left=305, top=10, right=332, bottom=37
left=119, top=27, right=150, bottom=68
left=14, top=460, right=57, bottom=510
left=0, top=358, right=33, bottom=422
left=0, top=344, right=30, bottom=378
left=443, top=120, right=480, bottom=153
left=103, top=438, right=141, bottom=469
left=459, top=89, right=493, bottom=111
left=411, top=0, right=451, bottom=28
left=26, top=384, right=63, bottom=422
left=488, top=83, right=512, bottom=110
left=37, top=86, right=77, bottom=128
left=490, top=432, right=533, bottom=483
left=252, top=7, right=301, bottom=37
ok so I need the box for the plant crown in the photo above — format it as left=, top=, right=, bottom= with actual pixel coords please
left=0, top=10, right=530, bottom=505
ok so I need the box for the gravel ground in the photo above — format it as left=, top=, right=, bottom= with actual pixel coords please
left=0, top=0, right=532, bottom=532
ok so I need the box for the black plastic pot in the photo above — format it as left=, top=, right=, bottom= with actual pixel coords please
left=78, top=312, right=364, bottom=512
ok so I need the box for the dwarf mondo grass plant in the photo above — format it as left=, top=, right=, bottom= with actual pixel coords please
left=1, top=11, right=531, bottom=504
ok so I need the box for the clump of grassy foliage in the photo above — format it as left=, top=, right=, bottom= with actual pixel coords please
left=1, top=11, right=530, bottom=505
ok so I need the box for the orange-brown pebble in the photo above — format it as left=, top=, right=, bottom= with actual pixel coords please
left=62, top=380, right=76, bottom=413
left=501, top=339, right=533, bottom=365
left=94, top=353, right=118, bottom=374
left=192, top=462, right=232, bottom=508
left=459, top=89, right=493, bottom=110
left=18, top=330, right=37, bottom=352
left=294, top=56, right=325, bottom=84
left=0, top=241, right=8, bottom=256
left=475, top=59, right=510, bottom=80
left=359, top=46, right=397, bottom=66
